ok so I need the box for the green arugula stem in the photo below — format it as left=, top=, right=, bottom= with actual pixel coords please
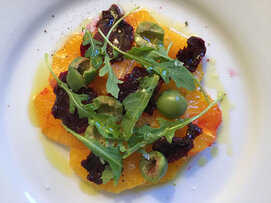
left=166, top=42, right=173, bottom=55
left=83, top=28, right=96, bottom=49
left=45, top=54, right=62, bottom=84
left=167, top=94, right=223, bottom=132
left=152, top=50, right=171, bottom=60
left=190, top=73, right=210, bottom=104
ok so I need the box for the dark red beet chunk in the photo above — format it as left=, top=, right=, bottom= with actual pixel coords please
left=51, top=71, right=98, bottom=133
left=152, top=123, right=203, bottom=163
left=118, top=66, right=163, bottom=115
left=81, top=4, right=134, bottom=62
left=144, top=78, right=164, bottom=115
left=81, top=152, right=109, bottom=185
left=80, top=43, right=90, bottom=58
left=118, top=66, right=149, bottom=102
left=176, top=36, right=206, bottom=72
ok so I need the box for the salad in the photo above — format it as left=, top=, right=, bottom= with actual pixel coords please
left=34, top=4, right=222, bottom=193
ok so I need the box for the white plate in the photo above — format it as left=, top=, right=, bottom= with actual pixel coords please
left=0, top=0, right=270, bottom=202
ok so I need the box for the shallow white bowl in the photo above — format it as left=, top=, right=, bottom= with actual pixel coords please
left=0, top=0, right=270, bottom=202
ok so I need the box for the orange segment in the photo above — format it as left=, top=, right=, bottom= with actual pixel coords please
left=34, top=86, right=86, bottom=149
left=163, top=27, right=187, bottom=58
left=125, top=10, right=157, bottom=30
left=185, top=90, right=222, bottom=135
left=69, top=148, right=90, bottom=180
left=184, top=90, right=222, bottom=155
left=112, top=59, right=139, bottom=78
left=49, top=33, right=83, bottom=87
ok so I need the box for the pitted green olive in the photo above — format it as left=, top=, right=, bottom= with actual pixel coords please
left=156, top=89, right=188, bottom=119
left=66, top=57, right=97, bottom=92
left=93, top=96, right=123, bottom=122
left=140, top=151, right=168, bottom=182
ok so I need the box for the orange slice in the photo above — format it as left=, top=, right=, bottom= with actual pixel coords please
left=49, top=33, right=83, bottom=87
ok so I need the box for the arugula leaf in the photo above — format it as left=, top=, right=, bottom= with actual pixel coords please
left=101, top=165, right=114, bottom=184
left=157, top=118, right=177, bottom=143
left=82, top=29, right=103, bottom=69
left=89, top=114, right=123, bottom=140
left=151, top=60, right=195, bottom=91
left=121, top=74, right=160, bottom=140
left=99, top=56, right=123, bottom=98
left=93, top=95, right=123, bottom=122
left=118, top=143, right=127, bottom=152
left=85, top=125, right=106, bottom=144
left=190, top=73, right=210, bottom=104
left=123, top=94, right=224, bottom=158
left=166, top=42, right=173, bottom=55
left=63, top=125, right=122, bottom=185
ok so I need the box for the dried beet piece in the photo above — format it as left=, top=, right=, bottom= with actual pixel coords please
left=80, top=4, right=134, bottom=62
left=80, top=43, right=90, bottom=58
left=95, top=4, right=122, bottom=40
left=176, top=36, right=206, bottom=72
left=152, top=123, right=203, bottom=163
left=118, top=66, right=149, bottom=102
left=51, top=71, right=98, bottom=133
left=118, top=66, right=163, bottom=115
left=81, top=152, right=109, bottom=185
left=144, top=78, right=164, bottom=115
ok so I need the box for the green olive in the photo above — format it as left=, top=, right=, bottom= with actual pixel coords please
left=156, top=89, right=188, bottom=119
left=93, top=96, right=123, bottom=122
left=66, top=57, right=97, bottom=92
left=140, top=151, right=168, bottom=182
